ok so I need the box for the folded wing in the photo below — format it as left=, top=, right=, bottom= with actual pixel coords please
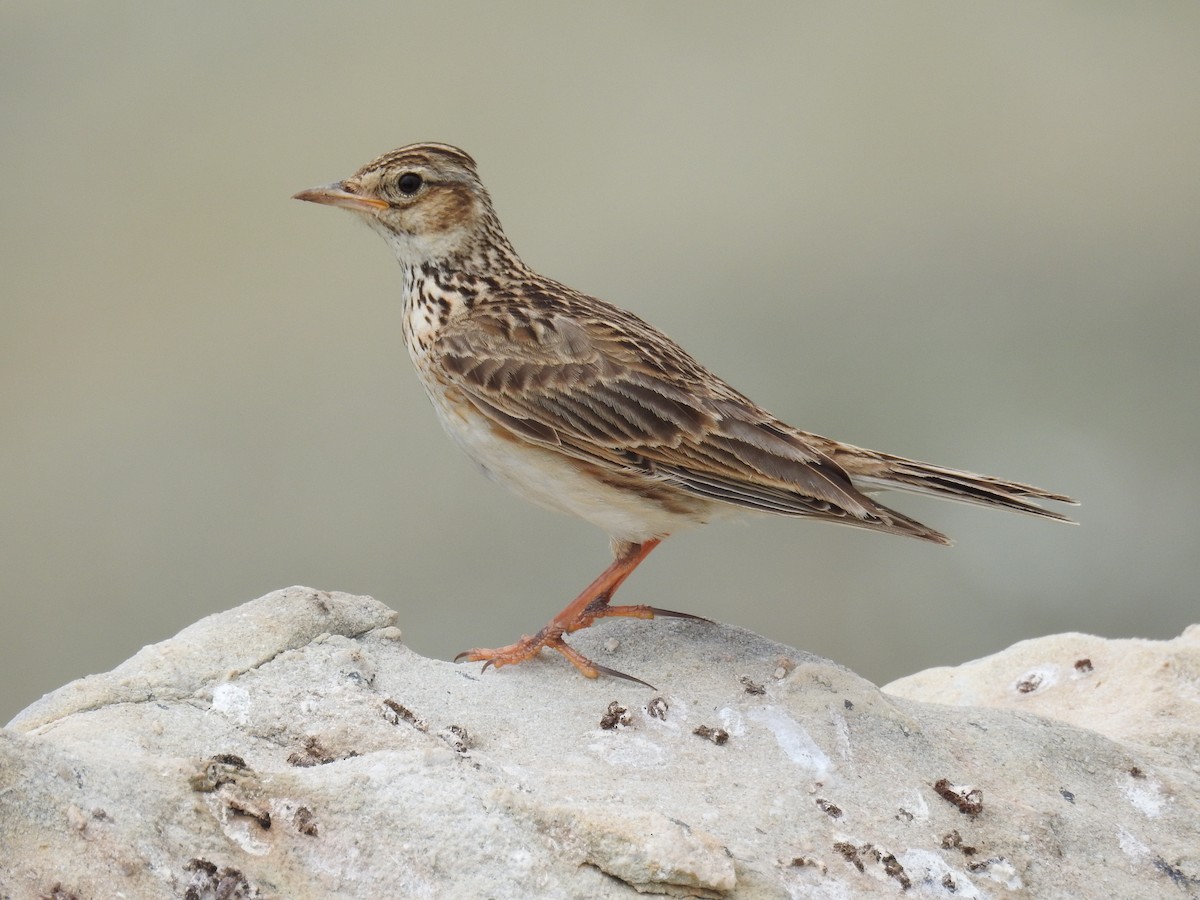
left=430, top=300, right=976, bottom=543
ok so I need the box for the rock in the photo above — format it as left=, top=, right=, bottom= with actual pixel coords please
left=2, top=586, right=1197, bottom=898
left=883, top=627, right=1200, bottom=762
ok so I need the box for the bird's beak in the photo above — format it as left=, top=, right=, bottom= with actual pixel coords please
left=292, top=181, right=389, bottom=212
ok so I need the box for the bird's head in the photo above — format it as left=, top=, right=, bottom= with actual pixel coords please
left=294, top=142, right=513, bottom=268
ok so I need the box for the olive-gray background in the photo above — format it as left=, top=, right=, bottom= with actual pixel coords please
left=4, top=4, right=1197, bottom=722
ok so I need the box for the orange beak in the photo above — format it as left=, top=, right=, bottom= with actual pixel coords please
left=292, top=181, right=389, bottom=212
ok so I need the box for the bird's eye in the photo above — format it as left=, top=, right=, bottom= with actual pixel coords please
left=397, top=173, right=423, bottom=195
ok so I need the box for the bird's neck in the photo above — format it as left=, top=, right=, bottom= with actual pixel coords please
left=395, top=218, right=535, bottom=355
left=378, top=204, right=524, bottom=275
left=400, top=255, right=525, bottom=356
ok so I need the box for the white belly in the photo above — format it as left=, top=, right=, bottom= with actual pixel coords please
left=421, top=381, right=712, bottom=544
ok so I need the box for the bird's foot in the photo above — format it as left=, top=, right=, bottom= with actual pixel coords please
left=455, top=624, right=657, bottom=688
left=454, top=538, right=688, bottom=686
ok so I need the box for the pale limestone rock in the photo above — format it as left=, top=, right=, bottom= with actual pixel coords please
left=883, top=626, right=1200, bottom=761
left=1, top=587, right=1197, bottom=898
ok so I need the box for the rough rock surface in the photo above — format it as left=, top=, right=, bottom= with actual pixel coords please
left=2, top=587, right=1197, bottom=899
left=883, top=627, right=1200, bottom=762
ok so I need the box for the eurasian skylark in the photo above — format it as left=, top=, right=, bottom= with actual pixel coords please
left=295, top=142, right=1075, bottom=684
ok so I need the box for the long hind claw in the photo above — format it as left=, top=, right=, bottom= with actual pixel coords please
left=456, top=627, right=657, bottom=688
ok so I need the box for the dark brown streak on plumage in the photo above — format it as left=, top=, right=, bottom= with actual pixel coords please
left=356, top=143, right=480, bottom=180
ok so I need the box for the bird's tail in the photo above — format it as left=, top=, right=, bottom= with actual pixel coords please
left=841, top=448, right=1078, bottom=524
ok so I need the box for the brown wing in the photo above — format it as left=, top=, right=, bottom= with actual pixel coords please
left=429, top=300, right=950, bottom=543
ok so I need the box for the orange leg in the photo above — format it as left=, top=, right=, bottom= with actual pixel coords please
left=455, top=539, right=706, bottom=685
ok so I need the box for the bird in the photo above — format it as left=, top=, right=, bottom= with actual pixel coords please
left=294, top=142, right=1076, bottom=685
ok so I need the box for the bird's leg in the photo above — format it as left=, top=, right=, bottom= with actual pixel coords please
left=456, top=538, right=699, bottom=683
left=557, top=538, right=661, bottom=632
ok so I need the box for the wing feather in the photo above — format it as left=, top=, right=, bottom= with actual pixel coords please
left=428, top=302, right=943, bottom=539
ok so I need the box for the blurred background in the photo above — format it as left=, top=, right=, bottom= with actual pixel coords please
left=3, top=3, right=1197, bottom=723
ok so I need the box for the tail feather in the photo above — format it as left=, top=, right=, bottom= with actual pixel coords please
left=844, top=450, right=1078, bottom=524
